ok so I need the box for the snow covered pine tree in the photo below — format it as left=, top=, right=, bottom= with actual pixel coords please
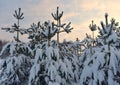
left=79, top=13, right=120, bottom=85
left=0, top=8, right=32, bottom=85
left=28, top=20, right=61, bottom=85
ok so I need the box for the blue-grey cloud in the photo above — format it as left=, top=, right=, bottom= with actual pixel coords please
left=0, top=0, right=120, bottom=42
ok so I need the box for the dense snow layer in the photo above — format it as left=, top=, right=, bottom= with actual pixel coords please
left=79, top=46, right=120, bottom=85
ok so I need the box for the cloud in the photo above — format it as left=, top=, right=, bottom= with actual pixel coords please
left=1, top=0, right=120, bottom=42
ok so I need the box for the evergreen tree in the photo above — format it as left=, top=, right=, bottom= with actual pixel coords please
left=28, top=20, right=78, bottom=85
left=29, top=43, right=61, bottom=85
left=2, top=8, right=26, bottom=42
left=0, top=8, right=32, bottom=85
left=52, top=7, right=73, bottom=44
left=41, top=21, right=58, bottom=46
left=79, top=13, right=120, bottom=85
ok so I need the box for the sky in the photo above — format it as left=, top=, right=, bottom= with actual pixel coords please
left=0, top=0, right=120, bottom=42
